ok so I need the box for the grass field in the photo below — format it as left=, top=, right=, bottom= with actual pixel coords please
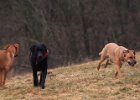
left=0, top=52, right=140, bottom=100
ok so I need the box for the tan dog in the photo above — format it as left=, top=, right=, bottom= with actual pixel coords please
left=0, top=43, right=19, bottom=86
left=97, top=43, right=136, bottom=79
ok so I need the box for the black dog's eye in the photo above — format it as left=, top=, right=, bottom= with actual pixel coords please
left=41, top=49, right=44, bottom=52
left=30, top=45, right=36, bottom=52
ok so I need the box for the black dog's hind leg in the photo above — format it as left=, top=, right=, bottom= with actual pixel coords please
left=33, top=69, right=38, bottom=86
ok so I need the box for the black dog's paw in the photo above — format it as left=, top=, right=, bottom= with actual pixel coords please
left=39, top=82, right=45, bottom=89
left=41, top=85, right=45, bottom=89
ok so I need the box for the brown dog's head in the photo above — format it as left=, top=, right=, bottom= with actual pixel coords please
left=123, top=49, right=136, bottom=66
left=13, top=43, right=19, bottom=57
left=4, top=43, right=19, bottom=57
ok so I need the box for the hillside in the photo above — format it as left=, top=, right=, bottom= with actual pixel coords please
left=0, top=52, right=140, bottom=100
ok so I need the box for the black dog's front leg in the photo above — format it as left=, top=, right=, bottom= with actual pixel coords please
left=39, top=72, right=42, bottom=85
left=40, top=69, right=47, bottom=89
left=33, top=69, right=38, bottom=86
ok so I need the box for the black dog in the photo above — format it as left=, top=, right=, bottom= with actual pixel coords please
left=29, top=44, right=48, bottom=89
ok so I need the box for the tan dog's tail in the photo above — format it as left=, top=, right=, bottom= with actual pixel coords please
left=99, top=47, right=106, bottom=56
left=99, top=51, right=102, bottom=56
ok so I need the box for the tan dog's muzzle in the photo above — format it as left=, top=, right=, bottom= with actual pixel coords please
left=127, top=59, right=137, bottom=67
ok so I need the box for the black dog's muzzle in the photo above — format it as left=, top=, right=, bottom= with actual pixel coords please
left=36, top=51, right=43, bottom=64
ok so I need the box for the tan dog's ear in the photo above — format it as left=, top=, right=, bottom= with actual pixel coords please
left=123, top=49, right=129, bottom=57
left=123, top=49, right=129, bottom=53
left=130, top=50, right=135, bottom=55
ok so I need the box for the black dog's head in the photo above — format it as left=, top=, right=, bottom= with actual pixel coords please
left=30, top=44, right=48, bottom=64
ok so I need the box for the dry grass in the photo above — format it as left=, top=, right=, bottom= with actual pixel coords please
left=1, top=52, right=140, bottom=100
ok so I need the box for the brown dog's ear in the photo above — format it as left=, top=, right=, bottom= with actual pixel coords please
left=123, top=49, right=129, bottom=57
left=14, top=43, right=19, bottom=49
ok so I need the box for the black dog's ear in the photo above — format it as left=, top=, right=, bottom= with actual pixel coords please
left=41, top=44, right=47, bottom=51
left=30, top=45, right=36, bottom=52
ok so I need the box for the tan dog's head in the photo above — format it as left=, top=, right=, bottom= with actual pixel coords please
left=4, top=43, right=19, bottom=57
left=123, top=49, right=136, bottom=66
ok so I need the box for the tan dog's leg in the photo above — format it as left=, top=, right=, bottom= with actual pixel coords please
left=114, top=71, right=118, bottom=78
left=97, top=51, right=108, bottom=71
left=104, top=59, right=109, bottom=68
left=115, top=63, right=123, bottom=79
left=97, top=57, right=107, bottom=70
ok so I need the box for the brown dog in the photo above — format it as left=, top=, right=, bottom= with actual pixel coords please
left=0, top=43, right=19, bottom=86
left=97, top=43, right=136, bottom=79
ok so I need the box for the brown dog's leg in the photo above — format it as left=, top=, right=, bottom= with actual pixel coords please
left=1, top=70, right=5, bottom=85
left=3, top=71, right=7, bottom=85
left=0, top=70, right=2, bottom=86
left=104, top=59, right=109, bottom=68
left=4, top=73, right=7, bottom=85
